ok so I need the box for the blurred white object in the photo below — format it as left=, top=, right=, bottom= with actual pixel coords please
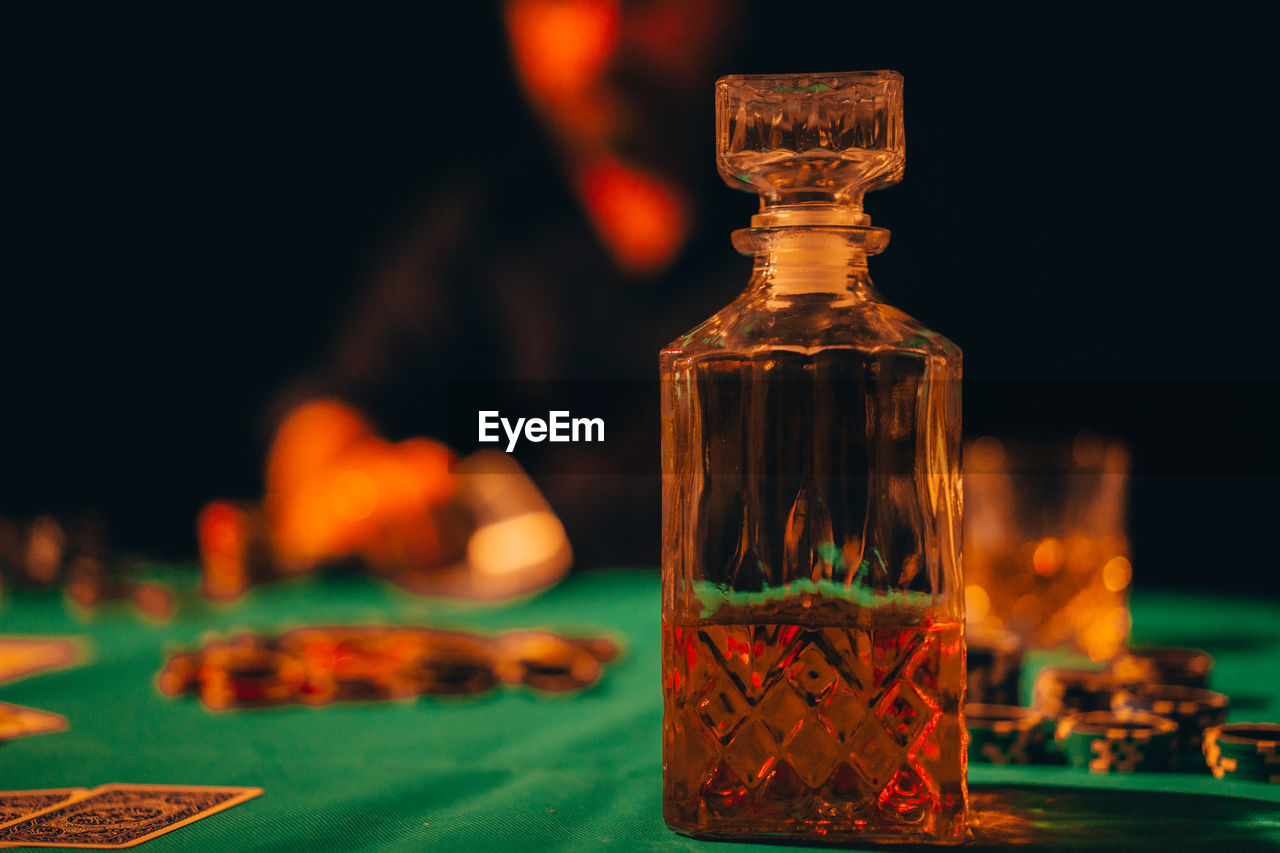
left=397, top=451, right=572, bottom=599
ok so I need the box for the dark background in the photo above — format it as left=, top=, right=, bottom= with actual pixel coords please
left=4, top=4, right=1276, bottom=592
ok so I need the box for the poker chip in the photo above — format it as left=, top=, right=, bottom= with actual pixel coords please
left=1056, top=710, right=1178, bottom=772
left=497, top=631, right=602, bottom=692
left=1112, top=684, right=1228, bottom=758
left=1203, top=723, right=1280, bottom=783
left=198, top=642, right=309, bottom=710
left=568, top=636, right=622, bottom=665
left=279, top=629, right=420, bottom=702
left=1111, top=646, right=1213, bottom=689
left=1031, top=667, right=1117, bottom=717
left=410, top=632, right=500, bottom=696
left=965, top=704, right=1048, bottom=764
left=156, top=652, right=202, bottom=697
left=966, top=628, right=1024, bottom=706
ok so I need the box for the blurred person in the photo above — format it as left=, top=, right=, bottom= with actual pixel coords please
left=272, top=0, right=748, bottom=570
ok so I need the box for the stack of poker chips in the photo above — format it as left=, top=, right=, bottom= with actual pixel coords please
left=966, top=642, right=1280, bottom=782
left=1112, top=684, right=1229, bottom=762
left=1204, top=723, right=1280, bottom=783
left=158, top=626, right=620, bottom=710
left=1111, top=646, right=1212, bottom=689
left=1055, top=710, right=1178, bottom=772
left=965, top=704, right=1052, bottom=764
left=1031, top=667, right=1117, bottom=717
left=966, top=628, right=1024, bottom=706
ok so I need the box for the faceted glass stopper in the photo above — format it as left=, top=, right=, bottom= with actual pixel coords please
left=716, top=71, right=904, bottom=218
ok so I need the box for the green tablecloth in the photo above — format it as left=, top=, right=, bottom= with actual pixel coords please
left=2, top=569, right=1279, bottom=851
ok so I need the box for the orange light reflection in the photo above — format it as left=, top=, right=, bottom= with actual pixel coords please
left=576, top=156, right=689, bottom=275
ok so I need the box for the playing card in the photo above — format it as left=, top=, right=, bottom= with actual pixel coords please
left=0, top=790, right=87, bottom=827
left=0, top=702, right=67, bottom=741
left=0, top=638, right=83, bottom=685
left=0, top=784, right=262, bottom=848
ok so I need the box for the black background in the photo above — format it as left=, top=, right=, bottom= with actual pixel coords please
left=4, top=4, right=1276, bottom=592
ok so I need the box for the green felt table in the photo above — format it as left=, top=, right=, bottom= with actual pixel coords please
left=2, top=568, right=1279, bottom=851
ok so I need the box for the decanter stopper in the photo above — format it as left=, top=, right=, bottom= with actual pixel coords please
left=715, top=71, right=904, bottom=227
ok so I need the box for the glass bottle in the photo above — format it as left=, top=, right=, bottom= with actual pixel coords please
left=660, top=71, right=965, bottom=843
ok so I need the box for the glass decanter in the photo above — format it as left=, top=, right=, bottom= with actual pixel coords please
left=660, top=71, right=966, bottom=843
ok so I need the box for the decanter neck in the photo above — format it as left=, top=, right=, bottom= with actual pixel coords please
left=750, top=202, right=871, bottom=229
left=732, top=221, right=889, bottom=297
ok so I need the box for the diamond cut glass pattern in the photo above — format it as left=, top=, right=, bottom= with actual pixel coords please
left=664, top=621, right=963, bottom=838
